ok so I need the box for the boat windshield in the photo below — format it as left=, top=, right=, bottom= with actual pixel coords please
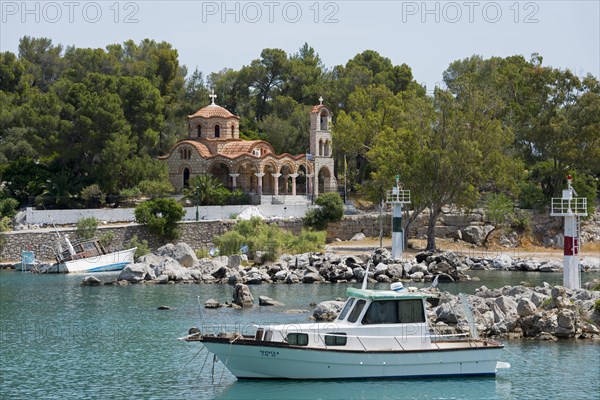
left=361, top=299, right=425, bottom=325
left=347, top=300, right=366, bottom=323
left=338, top=298, right=355, bottom=321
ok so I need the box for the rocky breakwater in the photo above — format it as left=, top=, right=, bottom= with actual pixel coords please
left=115, top=245, right=476, bottom=285
left=313, top=283, right=600, bottom=340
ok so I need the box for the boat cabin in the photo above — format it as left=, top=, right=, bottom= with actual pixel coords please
left=254, top=287, right=433, bottom=351
left=57, top=237, right=107, bottom=262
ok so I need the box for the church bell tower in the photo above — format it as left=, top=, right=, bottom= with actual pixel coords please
left=309, top=97, right=336, bottom=196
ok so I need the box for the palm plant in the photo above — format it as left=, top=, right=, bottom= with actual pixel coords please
left=34, top=170, right=83, bottom=209
left=183, top=174, right=224, bottom=220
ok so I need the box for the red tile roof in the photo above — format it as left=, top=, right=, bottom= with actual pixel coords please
left=189, top=104, right=239, bottom=119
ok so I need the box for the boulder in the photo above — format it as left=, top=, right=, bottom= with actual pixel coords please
left=415, top=251, right=433, bottom=264
left=461, top=225, right=493, bottom=245
left=409, top=271, right=424, bottom=281
left=539, top=260, right=561, bottom=272
left=155, top=242, right=198, bottom=268
left=197, top=259, right=228, bottom=276
left=258, top=296, right=284, bottom=306
left=312, top=300, right=344, bottom=321
left=82, top=276, right=102, bottom=286
left=517, top=298, right=537, bottom=317
left=285, top=273, right=300, bottom=284
left=373, top=263, right=388, bottom=276
left=491, top=254, right=512, bottom=270
left=204, top=298, right=222, bottom=309
left=302, top=272, right=325, bottom=283
left=232, top=284, right=254, bottom=307
left=350, top=232, right=366, bottom=241
left=158, top=257, right=189, bottom=281
left=386, top=264, right=404, bottom=280
left=118, top=262, right=156, bottom=283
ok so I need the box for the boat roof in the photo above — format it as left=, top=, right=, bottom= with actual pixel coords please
left=346, top=287, right=430, bottom=301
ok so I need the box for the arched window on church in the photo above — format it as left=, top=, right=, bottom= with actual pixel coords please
left=183, top=168, right=190, bottom=188
left=214, top=125, right=220, bottom=138
left=197, top=125, right=202, bottom=138
left=231, top=124, right=235, bottom=137
left=319, top=140, right=324, bottom=156
left=320, top=110, right=328, bottom=131
left=324, top=140, right=330, bottom=157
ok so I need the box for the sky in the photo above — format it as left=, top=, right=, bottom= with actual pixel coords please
left=1, top=0, right=599, bottom=92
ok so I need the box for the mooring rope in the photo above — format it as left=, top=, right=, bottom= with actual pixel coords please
left=167, top=346, right=205, bottom=380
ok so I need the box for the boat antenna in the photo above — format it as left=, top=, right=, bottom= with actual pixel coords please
left=431, top=274, right=440, bottom=288
left=361, top=261, right=371, bottom=290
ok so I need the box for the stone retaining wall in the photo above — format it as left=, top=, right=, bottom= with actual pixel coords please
left=2, top=207, right=598, bottom=262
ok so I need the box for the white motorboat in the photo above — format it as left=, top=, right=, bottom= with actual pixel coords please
left=183, top=283, right=510, bottom=379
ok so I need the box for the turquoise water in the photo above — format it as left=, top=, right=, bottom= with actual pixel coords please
left=1, top=270, right=599, bottom=399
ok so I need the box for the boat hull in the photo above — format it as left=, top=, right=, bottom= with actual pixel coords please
left=60, top=248, right=136, bottom=273
left=201, top=339, right=505, bottom=379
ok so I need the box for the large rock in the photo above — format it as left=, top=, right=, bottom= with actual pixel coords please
left=312, top=301, right=344, bottom=321
left=258, top=296, right=284, bottom=306
left=350, top=232, right=366, bottom=241
left=82, top=276, right=102, bottom=286
left=118, top=262, right=156, bottom=283
left=233, top=283, right=254, bottom=307
left=517, top=298, right=537, bottom=317
left=197, top=259, right=228, bottom=276
left=155, top=242, right=198, bottom=268
left=204, top=298, right=222, bottom=309
left=461, top=225, right=493, bottom=245
left=158, top=257, right=189, bottom=281
left=491, top=254, right=512, bottom=270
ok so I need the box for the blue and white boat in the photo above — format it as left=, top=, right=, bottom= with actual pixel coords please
left=52, top=235, right=136, bottom=273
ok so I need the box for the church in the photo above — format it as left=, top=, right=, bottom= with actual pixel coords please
left=160, top=93, right=337, bottom=200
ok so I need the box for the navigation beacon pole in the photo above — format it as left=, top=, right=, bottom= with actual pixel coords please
left=386, top=175, right=411, bottom=260
left=550, top=175, right=587, bottom=290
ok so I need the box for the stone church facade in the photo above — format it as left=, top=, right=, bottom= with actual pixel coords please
left=160, top=95, right=336, bottom=198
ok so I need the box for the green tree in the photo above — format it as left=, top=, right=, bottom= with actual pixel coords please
left=134, top=197, right=184, bottom=239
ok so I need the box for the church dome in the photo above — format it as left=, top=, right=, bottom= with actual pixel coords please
left=189, top=104, right=238, bottom=119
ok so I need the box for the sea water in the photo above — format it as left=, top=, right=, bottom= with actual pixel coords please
left=0, top=270, right=598, bottom=400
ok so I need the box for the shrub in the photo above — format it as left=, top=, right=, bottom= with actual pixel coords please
left=286, top=230, right=326, bottom=254
left=0, top=216, right=9, bottom=251
left=0, top=198, right=19, bottom=218
left=75, top=217, right=98, bottom=240
left=594, top=299, right=600, bottom=313
left=134, top=198, right=185, bottom=239
left=215, top=217, right=325, bottom=262
left=126, top=235, right=150, bottom=260
left=215, top=231, right=247, bottom=256
left=80, top=184, right=105, bottom=208
left=304, top=192, right=344, bottom=230
left=195, top=247, right=210, bottom=259
left=510, top=209, right=532, bottom=233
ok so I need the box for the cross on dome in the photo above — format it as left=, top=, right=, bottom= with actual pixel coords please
left=318, top=96, right=323, bottom=105
left=209, top=89, right=217, bottom=105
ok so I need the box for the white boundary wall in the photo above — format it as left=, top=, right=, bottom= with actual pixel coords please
left=25, top=204, right=310, bottom=225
